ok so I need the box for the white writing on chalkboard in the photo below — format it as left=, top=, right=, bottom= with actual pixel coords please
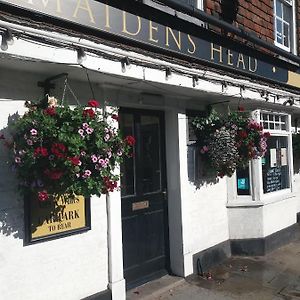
left=265, top=167, right=281, bottom=193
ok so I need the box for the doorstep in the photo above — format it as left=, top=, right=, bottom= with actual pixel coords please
left=126, top=275, right=185, bottom=300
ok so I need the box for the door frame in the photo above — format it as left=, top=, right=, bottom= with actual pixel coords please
left=119, top=107, right=171, bottom=287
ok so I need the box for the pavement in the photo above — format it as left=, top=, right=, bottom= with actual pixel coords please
left=127, top=228, right=300, bottom=300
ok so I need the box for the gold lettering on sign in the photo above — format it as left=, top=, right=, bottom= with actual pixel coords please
left=165, top=27, right=181, bottom=50
left=42, top=0, right=61, bottom=12
left=105, top=4, right=110, bottom=28
left=227, top=49, right=233, bottom=66
left=122, top=12, right=141, bottom=36
left=237, top=53, right=246, bottom=70
left=211, top=43, right=223, bottom=63
left=73, top=0, right=95, bottom=24
left=187, top=34, right=196, bottom=54
left=249, top=57, right=258, bottom=72
left=149, top=21, right=159, bottom=43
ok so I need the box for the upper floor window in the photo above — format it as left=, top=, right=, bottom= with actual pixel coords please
left=274, top=0, right=295, bottom=52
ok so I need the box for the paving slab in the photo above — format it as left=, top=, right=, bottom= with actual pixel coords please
left=130, top=227, right=300, bottom=300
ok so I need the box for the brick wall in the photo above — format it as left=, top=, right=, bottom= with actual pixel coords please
left=204, top=0, right=274, bottom=49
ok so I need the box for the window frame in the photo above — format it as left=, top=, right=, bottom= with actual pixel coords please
left=273, top=0, right=297, bottom=54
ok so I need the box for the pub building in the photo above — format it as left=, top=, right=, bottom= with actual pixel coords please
left=0, top=0, right=300, bottom=299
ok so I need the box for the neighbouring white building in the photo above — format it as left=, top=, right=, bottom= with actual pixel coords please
left=0, top=0, right=300, bottom=300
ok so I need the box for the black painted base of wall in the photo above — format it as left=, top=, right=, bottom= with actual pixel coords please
left=192, top=240, right=231, bottom=274
left=81, top=289, right=112, bottom=300
left=231, top=223, right=300, bottom=256
left=297, top=212, right=300, bottom=223
left=192, top=223, right=300, bottom=274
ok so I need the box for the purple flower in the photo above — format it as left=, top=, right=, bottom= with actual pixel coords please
left=91, top=155, right=98, bottom=163
left=30, top=129, right=38, bottom=136
left=82, top=123, right=89, bottom=129
left=86, top=127, right=94, bottom=135
left=15, top=157, right=21, bottom=164
left=27, top=139, right=33, bottom=146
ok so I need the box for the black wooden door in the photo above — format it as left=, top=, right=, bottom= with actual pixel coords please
left=119, top=109, right=169, bottom=289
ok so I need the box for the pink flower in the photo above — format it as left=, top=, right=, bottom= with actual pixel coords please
left=27, top=139, right=33, bottom=145
left=104, top=134, right=110, bottom=141
left=15, top=157, right=21, bottom=163
left=82, top=123, right=89, bottom=129
left=18, top=150, right=26, bottom=156
left=38, top=190, right=49, bottom=202
left=78, top=129, right=85, bottom=137
left=82, top=169, right=92, bottom=178
left=99, top=159, right=107, bottom=168
left=117, top=150, right=123, bottom=156
left=86, top=127, right=94, bottom=135
left=80, top=151, right=86, bottom=156
left=107, top=151, right=112, bottom=158
left=30, top=129, right=38, bottom=136
left=91, top=155, right=98, bottom=163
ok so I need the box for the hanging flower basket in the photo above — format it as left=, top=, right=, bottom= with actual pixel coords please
left=192, top=108, right=270, bottom=178
left=7, top=97, right=135, bottom=201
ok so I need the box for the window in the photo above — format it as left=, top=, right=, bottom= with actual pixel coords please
left=260, top=112, right=290, bottom=194
left=274, top=0, right=295, bottom=52
left=232, top=111, right=292, bottom=204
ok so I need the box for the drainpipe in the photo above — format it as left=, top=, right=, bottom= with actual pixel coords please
left=141, top=0, right=300, bottom=66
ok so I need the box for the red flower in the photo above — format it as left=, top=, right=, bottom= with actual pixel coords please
left=44, top=169, right=64, bottom=180
left=102, top=176, right=118, bottom=193
left=34, top=147, right=48, bottom=157
left=51, top=143, right=67, bottom=158
left=238, top=131, right=248, bottom=139
left=112, top=114, right=119, bottom=121
left=264, top=132, right=271, bottom=138
left=125, top=135, right=136, bottom=146
left=83, top=108, right=95, bottom=118
left=88, top=99, right=100, bottom=107
left=238, top=106, right=245, bottom=112
left=44, top=107, right=56, bottom=116
left=69, top=156, right=81, bottom=165
left=38, top=190, right=49, bottom=202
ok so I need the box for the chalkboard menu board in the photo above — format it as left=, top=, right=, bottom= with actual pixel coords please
left=265, top=167, right=281, bottom=193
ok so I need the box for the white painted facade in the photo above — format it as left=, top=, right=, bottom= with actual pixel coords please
left=0, top=20, right=300, bottom=300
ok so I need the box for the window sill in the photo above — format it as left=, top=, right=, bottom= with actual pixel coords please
left=227, top=189, right=295, bottom=208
